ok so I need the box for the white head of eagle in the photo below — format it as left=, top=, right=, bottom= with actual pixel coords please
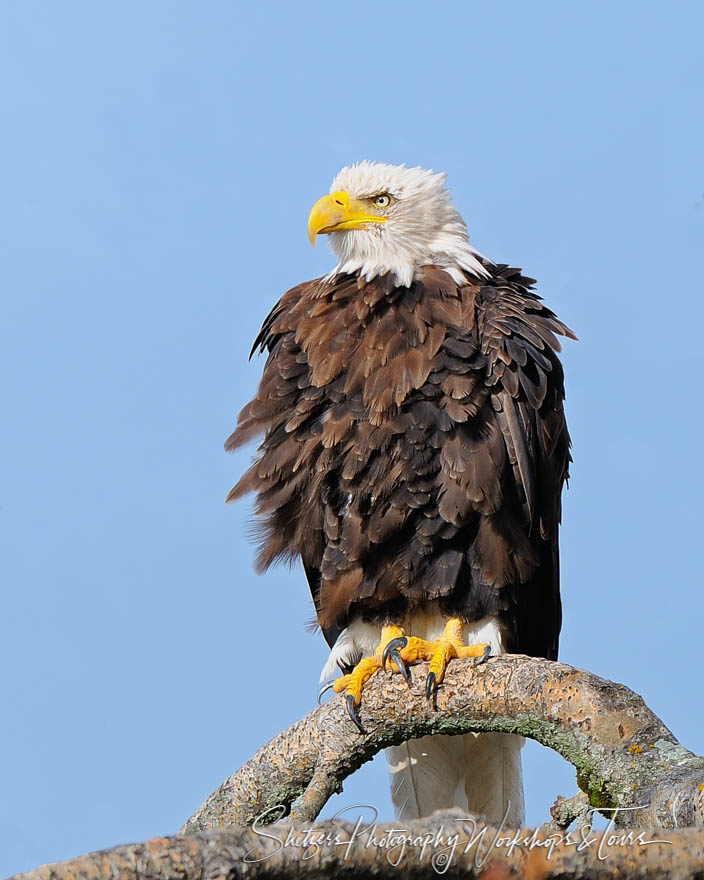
left=307, top=161, right=489, bottom=288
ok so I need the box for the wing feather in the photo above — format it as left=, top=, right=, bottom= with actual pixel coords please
left=226, top=264, right=574, bottom=657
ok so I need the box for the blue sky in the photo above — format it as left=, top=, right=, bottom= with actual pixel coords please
left=1, top=1, right=703, bottom=875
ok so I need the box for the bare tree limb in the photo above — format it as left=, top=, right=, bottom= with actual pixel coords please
left=181, top=654, right=704, bottom=832
left=550, top=792, right=592, bottom=831
left=12, top=655, right=704, bottom=880
left=13, top=814, right=704, bottom=880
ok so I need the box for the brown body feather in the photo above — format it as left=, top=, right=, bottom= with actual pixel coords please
left=226, top=263, right=574, bottom=659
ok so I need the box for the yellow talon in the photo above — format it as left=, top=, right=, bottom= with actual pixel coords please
left=331, top=619, right=490, bottom=732
left=385, top=617, right=491, bottom=697
left=456, top=643, right=492, bottom=661
left=332, top=625, right=406, bottom=733
left=332, top=654, right=381, bottom=703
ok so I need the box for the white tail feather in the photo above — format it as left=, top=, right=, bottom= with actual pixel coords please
left=320, top=607, right=525, bottom=825
left=387, top=732, right=524, bottom=825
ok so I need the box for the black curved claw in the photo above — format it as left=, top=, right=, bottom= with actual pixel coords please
left=425, top=670, right=437, bottom=700
left=388, top=649, right=412, bottom=686
left=345, top=693, right=366, bottom=734
left=317, top=681, right=335, bottom=705
left=337, top=658, right=355, bottom=676
left=381, top=636, right=408, bottom=672
left=474, top=644, right=492, bottom=666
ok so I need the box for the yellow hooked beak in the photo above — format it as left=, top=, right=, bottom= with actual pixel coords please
left=307, top=191, right=387, bottom=246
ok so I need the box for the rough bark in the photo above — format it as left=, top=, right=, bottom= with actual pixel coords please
left=181, top=654, right=704, bottom=832
left=12, top=655, right=704, bottom=880
left=12, top=816, right=704, bottom=880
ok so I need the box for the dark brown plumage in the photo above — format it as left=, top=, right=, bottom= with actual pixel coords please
left=226, top=262, right=575, bottom=661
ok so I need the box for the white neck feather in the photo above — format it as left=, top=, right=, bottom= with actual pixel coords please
left=328, top=223, right=489, bottom=288
left=324, top=162, right=491, bottom=288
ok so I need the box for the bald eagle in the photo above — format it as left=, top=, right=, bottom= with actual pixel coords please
left=227, top=162, right=574, bottom=826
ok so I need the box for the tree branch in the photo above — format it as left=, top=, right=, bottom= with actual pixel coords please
left=181, top=654, right=704, bottom=832
left=12, top=656, right=704, bottom=880
left=13, top=814, right=704, bottom=880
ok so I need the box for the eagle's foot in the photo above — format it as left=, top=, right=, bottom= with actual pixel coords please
left=381, top=617, right=491, bottom=700
left=332, top=624, right=408, bottom=733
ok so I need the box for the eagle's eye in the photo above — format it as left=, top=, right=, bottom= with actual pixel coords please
left=372, top=193, right=392, bottom=209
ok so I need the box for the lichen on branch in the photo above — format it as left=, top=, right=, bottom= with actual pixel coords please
left=181, top=654, right=704, bottom=833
